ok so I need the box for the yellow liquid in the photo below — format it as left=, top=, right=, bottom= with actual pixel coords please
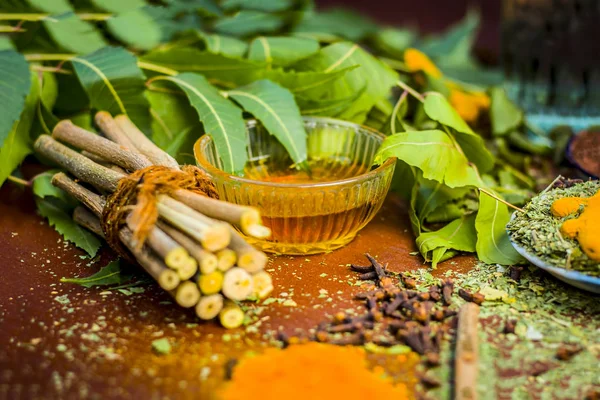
left=244, top=160, right=375, bottom=245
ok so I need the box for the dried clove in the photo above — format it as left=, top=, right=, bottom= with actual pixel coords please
left=529, top=361, right=557, bottom=377
left=420, top=326, right=434, bottom=353
left=441, top=279, right=454, bottom=305
left=556, top=344, right=583, bottom=361
left=503, top=319, right=517, bottom=334
left=399, top=328, right=425, bottom=355
left=358, top=271, right=378, bottom=281
left=224, top=358, right=238, bottom=380
left=417, top=292, right=431, bottom=301
left=385, top=294, right=404, bottom=315
left=403, top=277, right=417, bottom=289
left=350, top=263, right=374, bottom=273
left=428, top=285, right=441, bottom=302
left=424, top=352, right=441, bottom=367
left=508, top=266, right=523, bottom=282
left=366, top=296, right=378, bottom=311
left=315, top=331, right=329, bottom=343
left=419, top=373, right=441, bottom=389
left=365, top=253, right=387, bottom=280
left=354, top=289, right=385, bottom=300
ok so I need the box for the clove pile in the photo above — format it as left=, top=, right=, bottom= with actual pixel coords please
left=34, top=112, right=274, bottom=329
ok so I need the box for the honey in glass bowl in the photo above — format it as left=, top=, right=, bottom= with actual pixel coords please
left=194, top=117, right=396, bottom=255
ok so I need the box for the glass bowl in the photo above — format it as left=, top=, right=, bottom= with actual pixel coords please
left=194, top=117, right=396, bottom=255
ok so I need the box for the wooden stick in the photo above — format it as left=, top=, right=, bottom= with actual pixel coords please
left=53, top=120, right=152, bottom=171
left=228, top=227, right=267, bottom=273
left=73, top=206, right=104, bottom=238
left=455, top=302, right=480, bottom=400
left=133, top=217, right=190, bottom=271
left=216, top=248, right=236, bottom=272
left=115, top=114, right=180, bottom=170
left=94, top=111, right=139, bottom=151
left=198, top=271, right=224, bottom=295
left=195, top=294, right=224, bottom=320
left=176, top=257, right=198, bottom=280
left=52, top=172, right=106, bottom=216
left=35, top=135, right=124, bottom=192
left=119, top=228, right=180, bottom=291
left=172, top=190, right=267, bottom=237
left=81, top=150, right=109, bottom=165
left=156, top=197, right=231, bottom=252
left=171, top=281, right=201, bottom=308
left=156, top=222, right=218, bottom=274
left=222, top=267, right=253, bottom=301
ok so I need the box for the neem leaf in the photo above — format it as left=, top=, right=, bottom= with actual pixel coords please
left=44, top=12, right=107, bottom=54
left=61, top=259, right=131, bottom=288
left=71, top=46, right=151, bottom=134
left=221, top=0, right=294, bottom=12
left=248, top=36, right=319, bottom=67
left=142, top=48, right=267, bottom=88
left=229, top=80, right=307, bottom=165
left=293, top=8, right=378, bottom=42
left=0, top=50, right=31, bottom=149
left=152, top=73, right=247, bottom=174
left=295, top=42, right=398, bottom=123
left=475, top=191, right=523, bottom=265
left=416, top=215, right=477, bottom=268
left=36, top=197, right=101, bottom=257
left=147, top=90, right=203, bottom=164
left=107, top=8, right=163, bottom=51
left=200, top=33, right=248, bottom=58
left=214, top=11, right=284, bottom=37
left=415, top=177, right=470, bottom=227
left=264, top=66, right=358, bottom=96
left=374, top=130, right=482, bottom=188
left=26, top=0, right=71, bottom=12
left=296, top=88, right=365, bottom=117
left=36, top=71, right=60, bottom=134
left=89, top=0, right=145, bottom=13
left=0, top=71, right=39, bottom=187
left=370, top=28, right=416, bottom=59
left=490, top=87, right=523, bottom=136
left=32, top=170, right=73, bottom=205
left=424, top=93, right=494, bottom=173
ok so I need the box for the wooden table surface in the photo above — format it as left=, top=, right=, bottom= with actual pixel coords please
left=0, top=175, right=477, bottom=400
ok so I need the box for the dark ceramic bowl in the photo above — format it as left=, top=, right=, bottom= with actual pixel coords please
left=565, top=131, right=599, bottom=180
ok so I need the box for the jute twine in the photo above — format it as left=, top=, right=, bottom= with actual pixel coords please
left=100, top=165, right=218, bottom=259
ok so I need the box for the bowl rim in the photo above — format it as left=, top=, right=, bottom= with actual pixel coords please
left=565, top=130, right=599, bottom=179
left=194, top=116, right=397, bottom=189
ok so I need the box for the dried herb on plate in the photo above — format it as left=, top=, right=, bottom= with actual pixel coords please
left=507, top=180, right=600, bottom=276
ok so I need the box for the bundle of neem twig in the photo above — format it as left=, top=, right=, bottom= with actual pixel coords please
left=34, top=112, right=273, bottom=329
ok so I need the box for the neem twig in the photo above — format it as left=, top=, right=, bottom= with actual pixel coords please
left=455, top=302, right=480, bottom=400
left=94, top=111, right=139, bottom=151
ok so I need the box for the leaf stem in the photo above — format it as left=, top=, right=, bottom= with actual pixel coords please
left=137, top=61, right=178, bottom=77
left=390, top=91, right=407, bottom=134
left=478, top=187, right=524, bottom=213
left=0, top=13, right=112, bottom=21
left=7, top=175, right=30, bottom=187
left=397, top=80, right=424, bottom=103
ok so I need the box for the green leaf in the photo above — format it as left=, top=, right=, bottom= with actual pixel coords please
left=222, top=0, right=294, bottom=12
left=89, top=0, right=145, bottom=13
left=214, top=11, right=284, bottom=37
left=152, top=73, right=247, bottom=174
left=418, top=9, right=479, bottom=68
left=296, top=88, right=365, bottom=117
left=36, top=71, right=60, bottom=134
left=61, top=259, right=132, bottom=288
left=199, top=33, right=248, bottom=58
left=423, top=93, right=494, bottom=173
left=475, top=192, right=523, bottom=265
left=36, top=197, right=102, bottom=256
left=71, top=46, right=151, bottom=134
left=143, top=4, right=203, bottom=41
left=0, top=37, right=14, bottom=50
left=264, top=66, right=358, bottom=96
left=295, top=42, right=398, bottom=123
left=248, top=36, right=319, bottom=67
left=0, top=71, right=39, bottom=187
left=490, top=87, right=523, bottom=136
left=26, top=0, right=71, bottom=13
left=0, top=50, right=31, bottom=149
left=415, top=177, right=470, bottom=227
left=107, top=8, right=163, bottom=51
left=142, top=48, right=267, bottom=88
left=370, top=28, right=416, bottom=59
left=147, top=90, right=203, bottom=164
left=416, top=215, right=477, bottom=268
left=44, top=12, right=107, bottom=54
left=229, top=80, right=307, bottom=165
left=374, top=130, right=482, bottom=188
left=53, top=67, right=89, bottom=113
left=32, top=170, right=74, bottom=205
left=293, top=8, right=378, bottom=41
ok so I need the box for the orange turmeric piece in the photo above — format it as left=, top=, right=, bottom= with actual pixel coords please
left=404, top=48, right=442, bottom=78
left=552, top=193, right=600, bottom=261
left=219, top=342, right=409, bottom=400
left=449, top=89, right=491, bottom=123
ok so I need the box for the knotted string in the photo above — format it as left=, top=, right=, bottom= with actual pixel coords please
left=100, top=165, right=218, bottom=259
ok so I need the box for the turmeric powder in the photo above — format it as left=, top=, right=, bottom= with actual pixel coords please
left=219, top=342, right=409, bottom=400
left=552, top=193, right=600, bottom=261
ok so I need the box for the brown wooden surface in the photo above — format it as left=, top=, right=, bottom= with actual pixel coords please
left=0, top=177, right=476, bottom=399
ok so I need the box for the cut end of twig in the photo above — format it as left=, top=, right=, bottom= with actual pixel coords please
left=222, top=267, right=253, bottom=301
left=158, top=269, right=180, bottom=291
left=252, top=271, right=274, bottom=299
left=177, top=257, right=198, bottom=281
left=219, top=301, right=245, bottom=329
left=198, top=271, right=224, bottom=295
left=238, top=250, right=268, bottom=274
left=198, top=253, right=218, bottom=275
left=216, top=249, right=237, bottom=272
left=174, top=281, right=201, bottom=308
left=245, top=224, right=272, bottom=239
left=196, top=294, right=224, bottom=320
left=201, top=223, right=231, bottom=252
left=164, top=247, right=189, bottom=270
left=239, top=209, right=261, bottom=232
